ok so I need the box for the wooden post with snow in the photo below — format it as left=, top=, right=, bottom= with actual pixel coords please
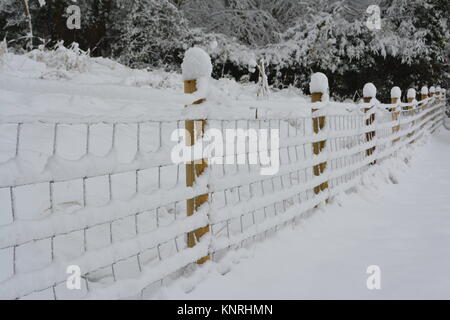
left=428, top=86, right=437, bottom=127
left=418, top=86, right=430, bottom=130
left=363, top=83, right=377, bottom=164
left=435, top=86, right=442, bottom=103
left=406, top=89, right=416, bottom=141
left=390, top=87, right=401, bottom=143
left=406, top=88, right=416, bottom=110
left=429, top=86, right=436, bottom=98
left=432, top=87, right=443, bottom=132
left=420, top=86, right=429, bottom=102
left=428, top=86, right=441, bottom=134
left=182, top=48, right=211, bottom=264
left=310, top=73, right=329, bottom=195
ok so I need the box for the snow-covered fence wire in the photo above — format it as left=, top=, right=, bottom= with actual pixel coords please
left=0, top=82, right=446, bottom=300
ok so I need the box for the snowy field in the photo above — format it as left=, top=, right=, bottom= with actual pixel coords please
left=162, top=129, right=450, bottom=300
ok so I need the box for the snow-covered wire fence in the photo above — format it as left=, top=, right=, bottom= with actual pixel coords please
left=0, top=78, right=446, bottom=299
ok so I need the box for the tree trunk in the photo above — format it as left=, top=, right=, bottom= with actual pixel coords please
left=20, top=0, right=34, bottom=50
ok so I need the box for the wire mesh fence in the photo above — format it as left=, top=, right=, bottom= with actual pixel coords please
left=0, top=92, right=446, bottom=299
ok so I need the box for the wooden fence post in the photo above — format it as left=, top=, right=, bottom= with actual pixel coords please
left=429, top=86, right=436, bottom=97
left=390, top=87, right=401, bottom=144
left=406, top=88, right=416, bottom=108
left=181, top=47, right=214, bottom=264
left=420, top=86, right=429, bottom=102
left=429, top=86, right=442, bottom=134
left=406, top=88, right=417, bottom=141
left=184, top=80, right=210, bottom=265
left=390, top=87, right=401, bottom=107
left=429, top=86, right=438, bottom=127
left=420, top=86, right=429, bottom=129
left=310, top=73, right=329, bottom=195
left=363, top=83, right=377, bottom=164
left=436, top=86, right=442, bottom=102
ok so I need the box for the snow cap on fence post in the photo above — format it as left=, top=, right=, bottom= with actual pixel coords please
left=182, top=47, right=212, bottom=103
left=181, top=47, right=212, bottom=81
left=363, top=83, right=377, bottom=102
left=420, top=86, right=429, bottom=100
left=390, top=86, right=401, bottom=103
left=309, top=72, right=328, bottom=102
left=407, top=88, right=416, bottom=102
left=390, top=87, right=401, bottom=139
left=436, top=86, right=442, bottom=98
left=429, top=86, right=436, bottom=96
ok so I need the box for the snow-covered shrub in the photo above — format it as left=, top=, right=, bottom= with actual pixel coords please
left=115, top=0, right=190, bottom=69
left=28, top=42, right=91, bottom=73
left=122, top=69, right=182, bottom=91
left=187, top=31, right=258, bottom=78
left=256, top=58, right=270, bottom=99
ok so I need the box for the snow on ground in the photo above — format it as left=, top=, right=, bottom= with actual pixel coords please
left=0, top=48, right=309, bottom=124
left=161, top=129, right=450, bottom=300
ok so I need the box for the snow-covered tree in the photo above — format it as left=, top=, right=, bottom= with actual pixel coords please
left=115, top=0, right=190, bottom=68
left=0, top=0, right=27, bottom=46
left=181, top=0, right=281, bottom=46
left=0, top=0, right=447, bottom=98
left=256, top=0, right=448, bottom=99
left=253, top=0, right=310, bottom=29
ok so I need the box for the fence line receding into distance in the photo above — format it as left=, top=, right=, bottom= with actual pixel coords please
left=0, top=74, right=446, bottom=300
